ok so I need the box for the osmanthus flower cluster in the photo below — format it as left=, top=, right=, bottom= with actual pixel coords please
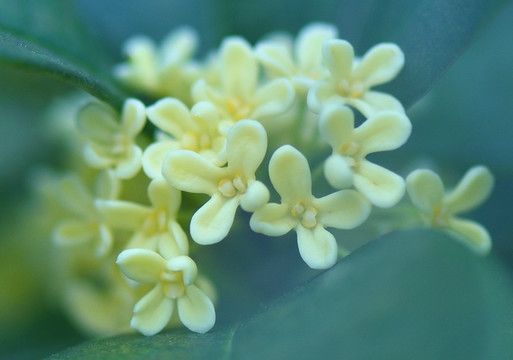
left=30, top=23, right=495, bottom=337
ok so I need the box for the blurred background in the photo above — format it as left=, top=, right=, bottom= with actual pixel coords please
left=0, top=0, right=512, bottom=358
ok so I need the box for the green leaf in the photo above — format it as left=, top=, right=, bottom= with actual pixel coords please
left=47, top=230, right=513, bottom=359
left=0, top=0, right=128, bottom=108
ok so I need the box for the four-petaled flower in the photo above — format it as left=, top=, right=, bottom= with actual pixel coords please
left=95, top=178, right=188, bottom=257
left=319, top=104, right=411, bottom=208
left=192, top=37, right=295, bottom=123
left=256, top=22, right=337, bottom=93
left=53, top=170, right=121, bottom=257
left=406, top=166, right=494, bottom=254
left=163, top=120, right=270, bottom=245
left=250, top=145, right=371, bottom=269
left=308, top=39, right=404, bottom=117
left=77, top=98, right=146, bottom=179
left=117, top=249, right=215, bottom=335
left=142, top=98, right=227, bottom=179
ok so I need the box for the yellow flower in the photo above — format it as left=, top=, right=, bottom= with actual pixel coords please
left=95, top=178, right=188, bottom=257
left=308, top=39, right=404, bottom=117
left=163, top=120, right=269, bottom=245
left=192, top=37, right=295, bottom=122
left=406, top=166, right=494, bottom=254
left=250, top=145, right=371, bottom=269
left=117, top=249, right=215, bottom=335
left=142, top=98, right=226, bottom=179
left=256, top=22, right=337, bottom=93
left=319, top=104, right=411, bottom=208
left=77, top=98, right=146, bottom=179
left=114, top=27, right=200, bottom=102
left=53, top=170, right=121, bottom=257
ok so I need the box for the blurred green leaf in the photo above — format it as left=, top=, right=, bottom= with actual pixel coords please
left=0, top=0, right=127, bottom=108
left=47, top=230, right=513, bottom=359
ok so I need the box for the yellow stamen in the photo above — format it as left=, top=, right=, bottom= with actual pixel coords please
left=291, top=201, right=306, bottom=217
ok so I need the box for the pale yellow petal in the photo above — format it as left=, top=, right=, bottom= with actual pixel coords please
left=240, top=180, right=269, bottom=212
left=161, top=27, right=198, bottom=64
left=323, top=39, right=353, bottom=83
left=226, top=120, right=267, bottom=180
left=354, top=160, right=406, bottom=208
left=117, top=248, right=166, bottom=283
left=318, top=104, right=354, bottom=150
left=296, top=225, right=337, bottom=269
left=353, top=43, right=404, bottom=88
left=446, top=218, right=492, bottom=255
left=94, top=169, right=121, bottom=200
left=190, top=101, right=219, bottom=131
left=83, top=144, right=112, bottom=169
left=166, top=256, right=198, bottom=286
left=163, top=150, right=224, bottom=195
left=406, top=169, right=445, bottom=213
left=95, top=224, right=113, bottom=258
left=255, top=42, right=294, bottom=77
left=296, top=23, right=337, bottom=75
left=190, top=193, right=239, bottom=245
left=95, top=199, right=150, bottom=230
left=114, top=145, right=142, bottom=179
left=307, top=81, right=340, bottom=113
left=269, top=145, right=313, bottom=204
left=122, top=98, right=146, bottom=136
left=142, top=140, right=180, bottom=179
left=444, top=166, right=494, bottom=215
left=146, top=98, right=195, bottom=138
left=177, top=285, right=215, bottom=333
left=164, top=221, right=189, bottom=256
left=148, top=178, right=181, bottom=213
left=315, top=189, right=371, bottom=229
left=251, top=78, right=295, bottom=119
left=220, top=37, right=258, bottom=100
left=58, top=176, right=94, bottom=216
left=324, top=154, right=354, bottom=189
left=53, top=220, right=96, bottom=247
left=76, top=102, right=118, bottom=143
left=347, top=91, right=404, bottom=117
left=354, top=111, right=411, bottom=155
left=131, top=284, right=173, bottom=336
left=250, top=203, right=295, bottom=236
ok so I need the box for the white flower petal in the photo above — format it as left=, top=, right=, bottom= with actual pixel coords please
left=77, top=102, right=118, bottom=143
left=95, top=224, right=113, bottom=257
left=318, top=104, right=354, bottom=150
left=250, top=203, right=295, bottom=236
left=296, top=225, right=337, bottom=269
left=94, top=169, right=121, bottom=200
left=324, top=154, right=354, bottom=189
left=447, top=218, right=492, bottom=255
left=251, top=78, right=295, bottom=119
left=226, top=120, right=267, bottom=180
left=131, top=284, right=174, bottom=336
left=190, top=194, right=239, bottom=245
left=240, top=180, right=270, bottom=212
left=161, top=26, right=198, bottom=64
left=354, top=160, right=406, bottom=208
left=95, top=199, right=150, bottom=230
left=269, top=145, right=313, bottom=204
left=53, top=220, right=96, bottom=247
left=163, top=220, right=189, bottom=256
left=307, top=81, right=339, bottom=113
left=354, top=111, right=411, bottom=155
left=115, top=145, right=142, bottom=179
left=444, top=166, right=494, bottom=215
left=83, top=144, right=112, bottom=169
left=148, top=178, right=181, bottom=213
left=122, top=98, right=146, bottom=136
left=177, top=285, right=216, bottom=333
left=220, top=37, right=258, bottom=100
left=117, top=249, right=166, bottom=283
left=142, top=140, right=180, bottom=179
left=163, top=150, right=224, bottom=195
left=347, top=91, right=404, bottom=117
left=323, top=39, right=354, bottom=83
left=315, top=189, right=371, bottom=229
left=146, top=98, right=195, bottom=138
left=353, top=43, right=404, bottom=88
left=406, top=169, right=445, bottom=214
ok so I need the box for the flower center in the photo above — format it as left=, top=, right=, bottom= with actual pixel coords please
left=291, top=201, right=318, bottom=228
left=226, top=97, right=251, bottom=121
left=110, top=133, right=130, bottom=156
left=218, top=175, right=247, bottom=198
left=431, top=205, right=449, bottom=227
left=142, top=207, right=168, bottom=235
left=182, top=131, right=211, bottom=152
left=337, top=79, right=364, bottom=98
left=161, top=271, right=185, bottom=298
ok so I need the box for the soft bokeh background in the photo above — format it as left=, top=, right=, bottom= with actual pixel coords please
left=0, top=0, right=512, bottom=358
